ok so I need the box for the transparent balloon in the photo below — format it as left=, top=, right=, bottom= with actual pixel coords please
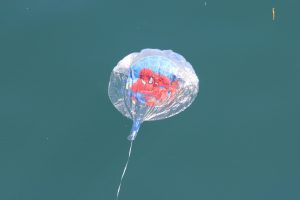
left=108, top=49, right=199, bottom=140
left=108, top=49, right=199, bottom=200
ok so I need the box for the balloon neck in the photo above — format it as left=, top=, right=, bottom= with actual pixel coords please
left=127, top=120, right=142, bottom=141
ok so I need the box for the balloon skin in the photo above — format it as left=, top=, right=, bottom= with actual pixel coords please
left=108, top=49, right=199, bottom=140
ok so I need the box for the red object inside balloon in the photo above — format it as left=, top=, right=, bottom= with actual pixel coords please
left=131, top=68, right=178, bottom=106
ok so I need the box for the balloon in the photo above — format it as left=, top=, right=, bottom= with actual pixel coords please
left=108, top=49, right=199, bottom=199
left=108, top=49, right=199, bottom=140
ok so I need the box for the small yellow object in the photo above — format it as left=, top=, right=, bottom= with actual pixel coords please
left=272, top=8, right=276, bottom=21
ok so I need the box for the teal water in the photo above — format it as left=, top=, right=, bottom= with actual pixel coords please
left=0, top=0, right=299, bottom=200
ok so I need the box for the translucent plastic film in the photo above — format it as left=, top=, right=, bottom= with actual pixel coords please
left=108, top=49, right=199, bottom=140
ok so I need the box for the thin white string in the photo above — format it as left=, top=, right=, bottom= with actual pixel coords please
left=116, top=140, right=134, bottom=200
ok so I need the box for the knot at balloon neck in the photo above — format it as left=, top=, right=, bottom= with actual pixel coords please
left=127, top=120, right=142, bottom=141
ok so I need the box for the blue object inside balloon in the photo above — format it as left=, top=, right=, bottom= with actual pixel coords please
left=129, top=56, right=177, bottom=81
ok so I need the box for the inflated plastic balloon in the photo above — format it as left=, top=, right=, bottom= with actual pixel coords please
left=108, top=49, right=199, bottom=140
left=108, top=49, right=199, bottom=199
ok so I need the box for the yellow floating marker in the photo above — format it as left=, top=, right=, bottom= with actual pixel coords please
left=272, top=8, right=276, bottom=21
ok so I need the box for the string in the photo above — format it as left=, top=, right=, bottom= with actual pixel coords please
left=116, top=140, right=134, bottom=200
